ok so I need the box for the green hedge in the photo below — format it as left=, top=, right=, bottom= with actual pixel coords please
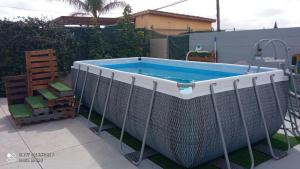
left=0, top=17, right=148, bottom=96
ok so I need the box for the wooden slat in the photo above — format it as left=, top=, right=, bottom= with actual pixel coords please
left=31, top=62, right=57, bottom=68
left=30, top=67, right=57, bottom=73
left=5, top=75, right=27, bottom=81
left=6, top=81, right=27, bottom=88
left=27, top=49, right=55, bottom=56
left=31, top=79, right=51, bottom=86
left=7, top=93, right=27, bottom=101
left=6, top=88, right=27, bottom=95
left=28, top=56, right=56, bottom=62
left=31, top=72, right=58, bottom=79
left=32, top=85, right=49, bottom=90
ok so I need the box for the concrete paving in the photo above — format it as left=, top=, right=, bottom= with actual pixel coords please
left=256, top=145, right=300, bottom=169
left=0, top=98, right=158, bottom=169
left=0, top=97, right=299, bottom=169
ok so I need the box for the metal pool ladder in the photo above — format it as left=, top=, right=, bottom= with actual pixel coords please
left=251, top=39, right=299, bottom=136
left=249, top=39, right=299, bottom=158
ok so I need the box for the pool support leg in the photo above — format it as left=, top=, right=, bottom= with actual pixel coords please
left=233, top=80, right=255, bottom=169
left=76, top=66, right=89, bottom=117
left=270, top=74, right=291, bottom=151
left=87, top=69, right=102, bottom=127
left=98, top=72, right=115, bottom=133
left=119, top=77, right=136, bottom=154
left=131, top=81, right=157, bottom=166
left=210, top=83, right=231, bottom=169
left=252, top=77, right=280, bottom=160
left=73, top=65, right=81, bottom=97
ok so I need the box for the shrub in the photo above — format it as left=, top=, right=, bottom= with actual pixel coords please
left=0, top=15, right=149, bottom=96
left=0, top=17, right=79, bottom=96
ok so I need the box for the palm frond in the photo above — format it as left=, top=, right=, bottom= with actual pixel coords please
left=100, top=0, right=127, bottom=14
left=71, top=12, right=89, bottom=16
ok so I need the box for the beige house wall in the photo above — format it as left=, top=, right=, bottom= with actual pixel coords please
left=135, top=14, right=213, bottom=35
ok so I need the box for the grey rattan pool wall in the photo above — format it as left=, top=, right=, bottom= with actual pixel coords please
left=72, top=69, right=288, bottom=168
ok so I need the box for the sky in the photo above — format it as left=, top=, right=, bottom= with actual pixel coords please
left=0, top=0, right=300, bottom=30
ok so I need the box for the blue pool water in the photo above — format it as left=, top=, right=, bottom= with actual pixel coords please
left=101, top=62, right=240, bottom=83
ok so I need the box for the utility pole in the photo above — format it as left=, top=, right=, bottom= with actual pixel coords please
left=216, top=0, right=221, bottom=31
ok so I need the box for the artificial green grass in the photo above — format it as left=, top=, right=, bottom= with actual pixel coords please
left=229, top=148, right=271, bottom=168
left=37, top=88, right=58, bottom=100
left=271, top=133, right=300, bottom=150
left=229, top=134, right=300, bottom=168
left=25, top=96, right=47, bottom=109
left=9, top=104, right=32, bottom=118
left=50, top=82, right=72, bottom=92
left=79, top=108, right=300, bottom=169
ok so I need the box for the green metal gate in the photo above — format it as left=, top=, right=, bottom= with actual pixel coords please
left=168, top=34, right=189, bottom=60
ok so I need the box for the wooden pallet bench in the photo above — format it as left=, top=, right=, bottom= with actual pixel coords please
left=5, top=75, right=77, bottom=128
left=4, top=49, right=78, bottom=128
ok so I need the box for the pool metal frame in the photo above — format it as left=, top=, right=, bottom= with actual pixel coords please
left=72, top=57, right=292, bottom=169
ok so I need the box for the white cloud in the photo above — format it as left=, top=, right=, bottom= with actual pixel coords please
left=0, top=0, right=299, bottom=30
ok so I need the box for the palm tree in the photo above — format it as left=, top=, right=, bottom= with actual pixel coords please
left=53, top=0, right=127, bottom=18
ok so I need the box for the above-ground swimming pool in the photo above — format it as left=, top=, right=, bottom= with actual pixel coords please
left=72, top=57, right=289, bottom=168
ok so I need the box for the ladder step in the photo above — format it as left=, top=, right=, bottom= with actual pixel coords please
left=289, top=112, right=300, bottom=119
left=9, top=104, right=32, bottom=118
left=37, top=88, right=58, bottom=100
left=124, top=148, right=157, bottom=163
left=253, top=144, right=287, bottom=159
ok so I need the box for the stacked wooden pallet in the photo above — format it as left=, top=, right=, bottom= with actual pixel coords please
left=5, top=76, right=77, bottom=128
left=37, top=82, right=78, bottom=116
left=5, top=49, right=78, bottom=128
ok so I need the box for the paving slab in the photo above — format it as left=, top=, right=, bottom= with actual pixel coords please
left=0, top=161, right=41, bottom=169
left=17, top=117, right=101, bottom=153
left=256, top=145, right=300, bottom=169
left=0, top=98, right=138, bottom=169
left=40, top=138, right=137, bottom=169
left=0, top=103, right=31, bottom=166
left=0, top=98, right=8, bottom=105
left=100, top=132, right=162, bottom=169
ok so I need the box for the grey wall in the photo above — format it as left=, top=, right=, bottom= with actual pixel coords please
left=189, top=28, right=300, bottom=67
left=150, top=38, right=168, bottom=59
